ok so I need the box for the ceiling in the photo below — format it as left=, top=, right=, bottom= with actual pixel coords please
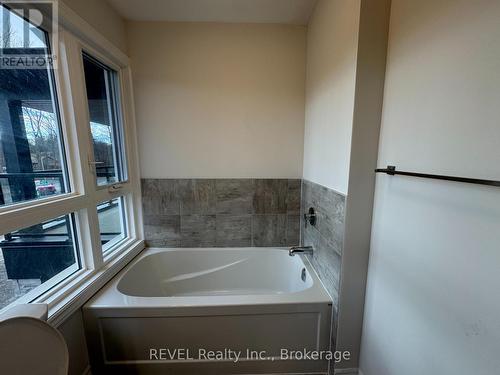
left=107, top=0, right=318, bottom=25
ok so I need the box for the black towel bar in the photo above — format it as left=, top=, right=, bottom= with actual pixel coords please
left=375, top=165, right=500, bottom=188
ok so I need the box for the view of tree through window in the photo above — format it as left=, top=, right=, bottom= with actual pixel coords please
left=83, top=53, right=126, bottom=186
left=0, top=6, right=67, bottom=207
left=0, top=6, right=78, bottom=310
left=0, top=5, right=45, bottom=49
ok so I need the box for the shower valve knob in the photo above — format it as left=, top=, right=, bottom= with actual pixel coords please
left=304, top=207, right=317, bottom=226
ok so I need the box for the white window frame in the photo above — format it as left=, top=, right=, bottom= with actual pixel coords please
left=81, top=46, right=129, bottom=190
left=0, top=3, right=144, bottom=325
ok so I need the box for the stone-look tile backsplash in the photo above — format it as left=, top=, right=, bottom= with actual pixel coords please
left=142, top=179, right=301, bottom=248
left=300, top=179, right=346, bottom=353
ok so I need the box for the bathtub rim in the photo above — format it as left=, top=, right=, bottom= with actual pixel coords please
left=85, top=247, right=333, bottom=309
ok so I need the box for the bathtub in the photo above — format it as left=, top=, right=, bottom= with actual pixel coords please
left=83, top=247, right=333, bottom=374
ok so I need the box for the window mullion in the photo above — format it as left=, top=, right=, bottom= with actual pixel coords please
left=59, top=31, right=95, bottom=194
left=60, top=31, right=104, bottom=267
left=77, top=206, right=103, bottom=269
left=54, top=30, right=86, bottom=197
left=119, top=67, right=143, bottom=241
left=0, top=194, right=87, bottom=235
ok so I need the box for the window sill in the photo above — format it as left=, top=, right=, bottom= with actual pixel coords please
left=41, top=239, right=145, bottom=327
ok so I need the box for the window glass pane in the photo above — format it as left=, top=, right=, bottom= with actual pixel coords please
left=0, top=6, right=46, bottom=49
left=0, top=6, right=68, bottom=207
left=0, top=214, right=80, bottom=310
left=82, top=53, right=126, bottom=186
left=97, top=197, right=126, bottom=253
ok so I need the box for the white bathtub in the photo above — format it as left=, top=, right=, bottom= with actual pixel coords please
left=83, top=247, right=333, bottom=374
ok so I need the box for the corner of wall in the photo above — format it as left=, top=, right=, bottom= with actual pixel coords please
left=335, top=0, right=391, bottom=369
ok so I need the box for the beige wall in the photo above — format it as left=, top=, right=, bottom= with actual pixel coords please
left=303, top=0, right=361, bottom=194
left=62, top=0, right=128, bottom=53
left=360, top=1, right=500, bottom=374
left=128, top=22, right=306, bottom=179
left=337, top=0, right=391, bottom=369
left=303, top=2, right=391, bottom=370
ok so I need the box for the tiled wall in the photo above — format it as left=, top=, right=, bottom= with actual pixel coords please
left=141, top=179, right=301, bottom=247
left=141, top=177, right=345, bottom=369
left=300, top=179, right=346, bottom=352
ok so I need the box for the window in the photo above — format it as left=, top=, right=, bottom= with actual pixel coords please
left=82, top=53, right=127, bottom=187
left=0, top=5, right=142, bottom=316
left=97, top=197, right=127, bottom=253
left=0, top=214, right=79, bottom=310
left=0, top=6, right=69, bottom=207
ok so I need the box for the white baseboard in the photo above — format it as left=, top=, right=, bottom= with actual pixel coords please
left=334, top=368, right=360, bottom=375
